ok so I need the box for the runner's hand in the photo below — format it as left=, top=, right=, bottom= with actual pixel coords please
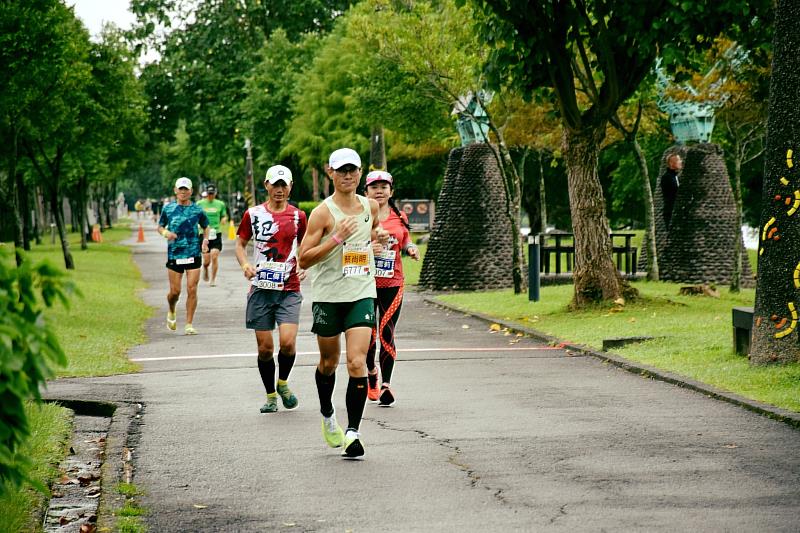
left=297, top=268, right=307, bottom=281
left=242, top=263, right=256, bottom=280
left=334, top=216, right=358, bottom=241
left=201, top=239, right=209, bottom=253
left=370, top=241, right=384, bottom=255
left=406, top=244, right=420, bottom=261
left=374, top=227, right=389, bottom=245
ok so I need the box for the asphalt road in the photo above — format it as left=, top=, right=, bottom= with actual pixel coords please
left=48, top=220, right=800, bottom=532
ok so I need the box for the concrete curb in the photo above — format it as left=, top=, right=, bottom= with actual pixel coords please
left=423, top=295, right=800, bottom=430
left=43, top=395, right=144, bottom=532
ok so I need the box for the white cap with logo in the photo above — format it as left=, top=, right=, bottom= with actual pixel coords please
left=328, top=148, right=362, bottom=170
left=265, top=165, right=293, bottom=185
left=175, top=177, right=192, bottom=189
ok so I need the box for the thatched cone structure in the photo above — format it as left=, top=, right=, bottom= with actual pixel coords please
left=419, top=143, right=514, bottom=290
left=642, top=143, right=753, bottom=286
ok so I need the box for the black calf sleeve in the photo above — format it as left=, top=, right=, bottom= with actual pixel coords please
left=346, top=376, right=368, bottom=431
left=315, top=368, right=336, bottom=418
left=257, top=357, right=276, bottom=394
left=277, top=351, right=295, bottom=381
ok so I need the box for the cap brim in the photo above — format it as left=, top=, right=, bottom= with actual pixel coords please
left=331, top=159, right=361, bottom=170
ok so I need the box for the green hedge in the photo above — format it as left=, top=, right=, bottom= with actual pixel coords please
left=297, top=201, right=320, bottom=219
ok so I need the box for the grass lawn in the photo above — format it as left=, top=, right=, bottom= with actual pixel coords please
left=435, top=282, right=800, bottom=413
left=1, top=221, right=150, bottom=528
left=0, top=402, right=73, bottom=532
left=22, top=224, right=149, bottom=376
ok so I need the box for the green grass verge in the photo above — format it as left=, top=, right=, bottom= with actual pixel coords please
left=402, top=241, right=426, bottom=286
left=0, top=402, right=73, bottom=532
left=1, top=222, right=150, bottom=529
left=22, top=224, right=149, bottom=377
left=435, top=282, right=800, bottom=413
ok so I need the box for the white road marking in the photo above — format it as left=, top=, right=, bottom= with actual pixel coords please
left=131, top=345, right=562, bottom=362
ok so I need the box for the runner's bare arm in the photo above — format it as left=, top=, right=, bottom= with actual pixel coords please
left=201, top=221, right=210, bottom=253
left=235, top=236, right=255, bottom=279
left=157, top=225, right=176, bottom=241
left=299, top=204, right=354, bottom=269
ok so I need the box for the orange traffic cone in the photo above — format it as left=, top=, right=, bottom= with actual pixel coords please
left=92, top=224, right=103, bottom=243
left=137, top=223, right=145, bottom=243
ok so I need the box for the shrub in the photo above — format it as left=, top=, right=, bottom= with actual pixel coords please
left=297, top=200, right=320, bottom=219
left=0, top=248, right=72, bottom=494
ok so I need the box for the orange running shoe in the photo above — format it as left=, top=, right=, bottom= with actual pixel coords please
left=367, top=370, right=379, bottom=401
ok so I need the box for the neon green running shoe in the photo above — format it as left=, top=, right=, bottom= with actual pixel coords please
left=321, top=412, right=345, bottom=448
left=260, top=394, right=278, bottom=413
left=342, top=429, right=364, bottom=459
left=184, top=323, right=197, bottom=335
left=276, top=382, right=298, bottom=409
left=166, top=311, right=177, bottom=331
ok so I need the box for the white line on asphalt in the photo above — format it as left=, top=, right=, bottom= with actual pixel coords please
left=131, top=345, right=562, bottom=362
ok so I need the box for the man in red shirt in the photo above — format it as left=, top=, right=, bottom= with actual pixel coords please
left=235, top=165, right=307, bottom=413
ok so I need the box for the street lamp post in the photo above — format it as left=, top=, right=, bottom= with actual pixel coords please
left=244, top=138, right=255, bottom=207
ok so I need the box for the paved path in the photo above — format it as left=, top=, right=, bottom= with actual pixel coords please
left=48, top=221, right=800, bottom=532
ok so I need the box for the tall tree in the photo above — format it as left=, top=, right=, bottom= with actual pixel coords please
left=750, top=0, right=799, bottom=365
left=351, top=0, right=528, bottom=292
left=0, top=0, right=80, bottom=263
left=15, top=3, right=93, bottom=269
left=470, top=0, right=772, bottom=307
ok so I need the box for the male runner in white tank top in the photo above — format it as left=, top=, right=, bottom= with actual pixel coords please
left=298, top=148, right=388, bottom=459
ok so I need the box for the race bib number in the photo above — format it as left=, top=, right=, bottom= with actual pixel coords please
left=342, top=242, right=371, bottom=277
left=253, top=261, right=287, bottom=290
left=176, top=257, right=195, bottom=265
left=208, top=228, right=217, bottom=240
left=375, top=249, right=396, bottom=278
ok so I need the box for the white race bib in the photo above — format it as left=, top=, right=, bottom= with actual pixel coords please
left=208, top=228, right=217, bottom=240
left=253, top=261, right=287, bottom=290
left=342, top=242, right=371, bottom=277
left=176, top=257, right=195, bottom=265
left=375, top=249, right=396, bottom=278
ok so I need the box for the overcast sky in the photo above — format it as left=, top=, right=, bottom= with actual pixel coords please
left=69, top=0, right=136, bottom=38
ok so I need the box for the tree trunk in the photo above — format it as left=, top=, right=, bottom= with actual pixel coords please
left=484, top=130, right=525, bottom=294
left=369, top=125, right=386, bottom=171
left=48, top=181, right=74, bottom=270
left=8, top=129, right=24, bottom=265
left=34, top=185, right=45, bottom=245
left=78, top=174, right=88, bottom=250
left=631, top=138, right=659, bottom=281
left=311, top=167, right=320, bottom=201
left=729, top=157, right=743, bottom=293
left=103, top=184, right=113, bottom=229
left=15, top=171, right=31, bottom=251
left=563, top=126, right=635, bottom=306
left=750, top=0, right=799, bottom=364
left=537, top=150, right=548, bottom=233
left=322, top=175, right=330, bottom=197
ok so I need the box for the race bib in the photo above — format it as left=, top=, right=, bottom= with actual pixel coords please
left=176, top=257, right=195, bottom=265
left=342, top=242, right=371, bottom=277
left=253, top=261, right=287, bottom=290
left=208, top=228, right=217, bottom=240
left=375, top=249, right=396, bottom=278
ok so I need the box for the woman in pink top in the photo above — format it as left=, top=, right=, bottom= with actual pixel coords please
left=364, top=171, right=420, bottom=406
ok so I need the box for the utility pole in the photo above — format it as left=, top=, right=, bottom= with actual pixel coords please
left=244, top=138, right=255, bottom=207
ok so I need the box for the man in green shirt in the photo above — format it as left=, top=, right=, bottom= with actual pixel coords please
left=197, top=184, right=228, bottom=286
